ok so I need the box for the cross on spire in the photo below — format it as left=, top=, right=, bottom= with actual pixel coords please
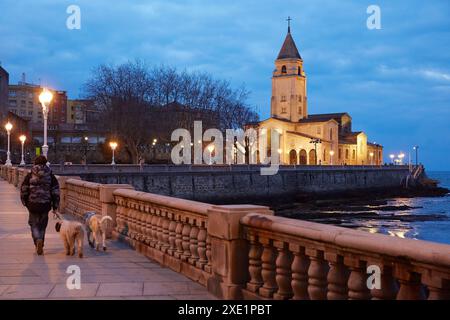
left=287, top=16, right=292, bottom=33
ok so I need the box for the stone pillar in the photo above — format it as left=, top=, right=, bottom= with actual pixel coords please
left=99, top=184, right=134, bottom=237
left=206, top=204, right=273, bottom=300
left=55, top=176, right=81, bottom=214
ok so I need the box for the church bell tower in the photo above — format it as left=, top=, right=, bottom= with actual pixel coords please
left=271, top=18, right=307, bottom=121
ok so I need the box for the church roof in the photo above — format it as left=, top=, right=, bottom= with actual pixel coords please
left=277, top=31, right=302, bottom=60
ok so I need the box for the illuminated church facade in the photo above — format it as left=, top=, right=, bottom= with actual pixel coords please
left=248, top=24, right=383, bottom=166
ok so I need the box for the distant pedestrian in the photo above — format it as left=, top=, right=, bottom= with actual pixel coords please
left=20, top=156, right=60, bottom=255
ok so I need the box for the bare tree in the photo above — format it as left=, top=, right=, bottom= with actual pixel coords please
left=83, top=61, right=259, bottom=163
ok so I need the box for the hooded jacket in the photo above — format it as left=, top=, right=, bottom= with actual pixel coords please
left=20, top=164, right=60, bottom=210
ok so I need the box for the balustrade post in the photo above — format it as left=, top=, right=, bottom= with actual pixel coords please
left=367, top=262, right=398, bottom=300
left=306, top=248, right=329, bottom=300
left=181, top=220, right=192, bottom=261
left=246, top=234, right=264, bottom=293
left=423, top=276, right=450, bottom=300
left=290, top=245, right=310, bottom=300
left=196, top=222, right=208, bottom=269
left=168, top=218, right=177, bottom=256
left=273, top=241, right=293, bottom=300
left=161, top=212, right=170, bottom=252
left=206, top=204, right=273, bottom=299
left=344, top=257, right=371, bottom=300
left=395, top=267, right=426, bottom=300
left=189, top=223, right=200, bottom=265
left=174, top=219, right=184, bottom=259
left=325, top=252, right=348, bottom=300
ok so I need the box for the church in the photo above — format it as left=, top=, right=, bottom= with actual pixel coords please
left=247, top=22, right=383, bottom=166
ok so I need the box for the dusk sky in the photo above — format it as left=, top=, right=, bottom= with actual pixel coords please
left=1, top=0, right=449, bottom=170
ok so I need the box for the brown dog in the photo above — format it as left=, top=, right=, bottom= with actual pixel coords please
left=83, top=212, right=113, bottom=251
left=55, top=220, right=84, bottom=258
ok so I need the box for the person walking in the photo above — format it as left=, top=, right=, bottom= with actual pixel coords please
left=20, top=155, right=60, bottom=255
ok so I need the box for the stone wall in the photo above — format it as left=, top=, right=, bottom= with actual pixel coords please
left=53, top=165, right=412, bottom=203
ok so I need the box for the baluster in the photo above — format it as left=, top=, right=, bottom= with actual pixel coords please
left=326, top=253, right=348, bottom=300
left=345, top=258, right=371, bottom=300
left=395, top=269, right=426, bottom=300
left=369, top=264, right=398, bottom=300
left=307, top=249, right=329, bottom=300
left=273, top=242, right=293, bottom=300
left=174, top=219, right=184, bottom=259
left=181, top=220, right=192, bottom=261
left=205, top=235, right=212, bottom=273
left=150, top=212, right=158, bottom=247
left=290, top=245, right=310, bottom=300
left=161, top=212, right=170, bottom=252
left=168, top=218, right=177, bottom=256
left=135, top=206, right=143, bottom=241
left=259, top=239, right=278, bottom=298
left=196, top=222, right=207, bottom=269
left=247, top=235, right=264, bottom=293
left=143, top=212, right=152, bottom=245
left=155, top=214, right=164, bottom=250
left=189, top=223, right=200, bottom=265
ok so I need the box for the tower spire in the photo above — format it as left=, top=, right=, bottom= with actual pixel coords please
left=287, top=16, right=292, bottom=33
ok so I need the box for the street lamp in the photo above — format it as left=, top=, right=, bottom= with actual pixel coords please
left=398, top=153, right=405, bottom=165
left=389, top=154, right=395, bottom=164
left=413, top=146, right=419, bottom=166
left=109, top=141, right=118, bottom=165
left=369, top=152, right=374, bottom=165
left=329, top=150, right=335, bottom=165
left=4, top=122, right=13, bottom=166
left=39, top=88, right=53, bottom=159
left=19, top=135, right=26, bottom=166
left=83, top=136, right=89, bottom=164
left=207, top=144, right=215, bottom=165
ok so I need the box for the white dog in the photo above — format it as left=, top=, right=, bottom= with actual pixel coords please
left=83, top=212, right=113, bottom=251
left=55, top=220, right=84, bottom=258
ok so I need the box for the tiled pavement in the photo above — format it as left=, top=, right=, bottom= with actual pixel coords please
left=0, top=179, right=215, bottom=300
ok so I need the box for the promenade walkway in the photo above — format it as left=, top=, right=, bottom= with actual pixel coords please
left=0, top=179, right=215, bottom=300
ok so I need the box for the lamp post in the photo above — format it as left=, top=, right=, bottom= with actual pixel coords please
left=83, top=136, right=88, bottom=164
left=4, top=122, right=13, bottom=166
left=39, top=88, right=53, bottom=159
left=413, top=146, right=419, bottom=166
left=389, top=154, right=395, bottom=165
left=207, top=144, right=214, bottom=165
left=19, top=135, right=26, bottom=166
left=369, top=152, right=374, bottom=166
left=109, top=141, right=118, bottom=165
left=329, top=150, right=335, bottom=165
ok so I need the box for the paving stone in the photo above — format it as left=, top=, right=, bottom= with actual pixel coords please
left=97, top=282, right=144, bottom=297
left=48, top=283, right=100, bottom=298
left=0, top=179, right=213, bottom=300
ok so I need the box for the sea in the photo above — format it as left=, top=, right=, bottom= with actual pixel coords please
left=353, top=171, right=450, bottom=245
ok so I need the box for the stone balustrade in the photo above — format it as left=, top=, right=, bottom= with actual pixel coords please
left=1, top=164, right=448, bottom=300
left=240, top=214, right=450, bottom=300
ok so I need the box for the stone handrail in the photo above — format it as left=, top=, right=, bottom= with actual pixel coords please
left=113, top=189, right=214, bottom=283
left=240, top=214, right=450, bottom=300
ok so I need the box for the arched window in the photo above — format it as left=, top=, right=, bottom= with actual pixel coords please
left=281, top=65, right=287, bottom=74
left=345, top=149, right=349, bottom=159
left=298, top=67, right=301, bottom=75
left=352, top=150, right=356, bottom=159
